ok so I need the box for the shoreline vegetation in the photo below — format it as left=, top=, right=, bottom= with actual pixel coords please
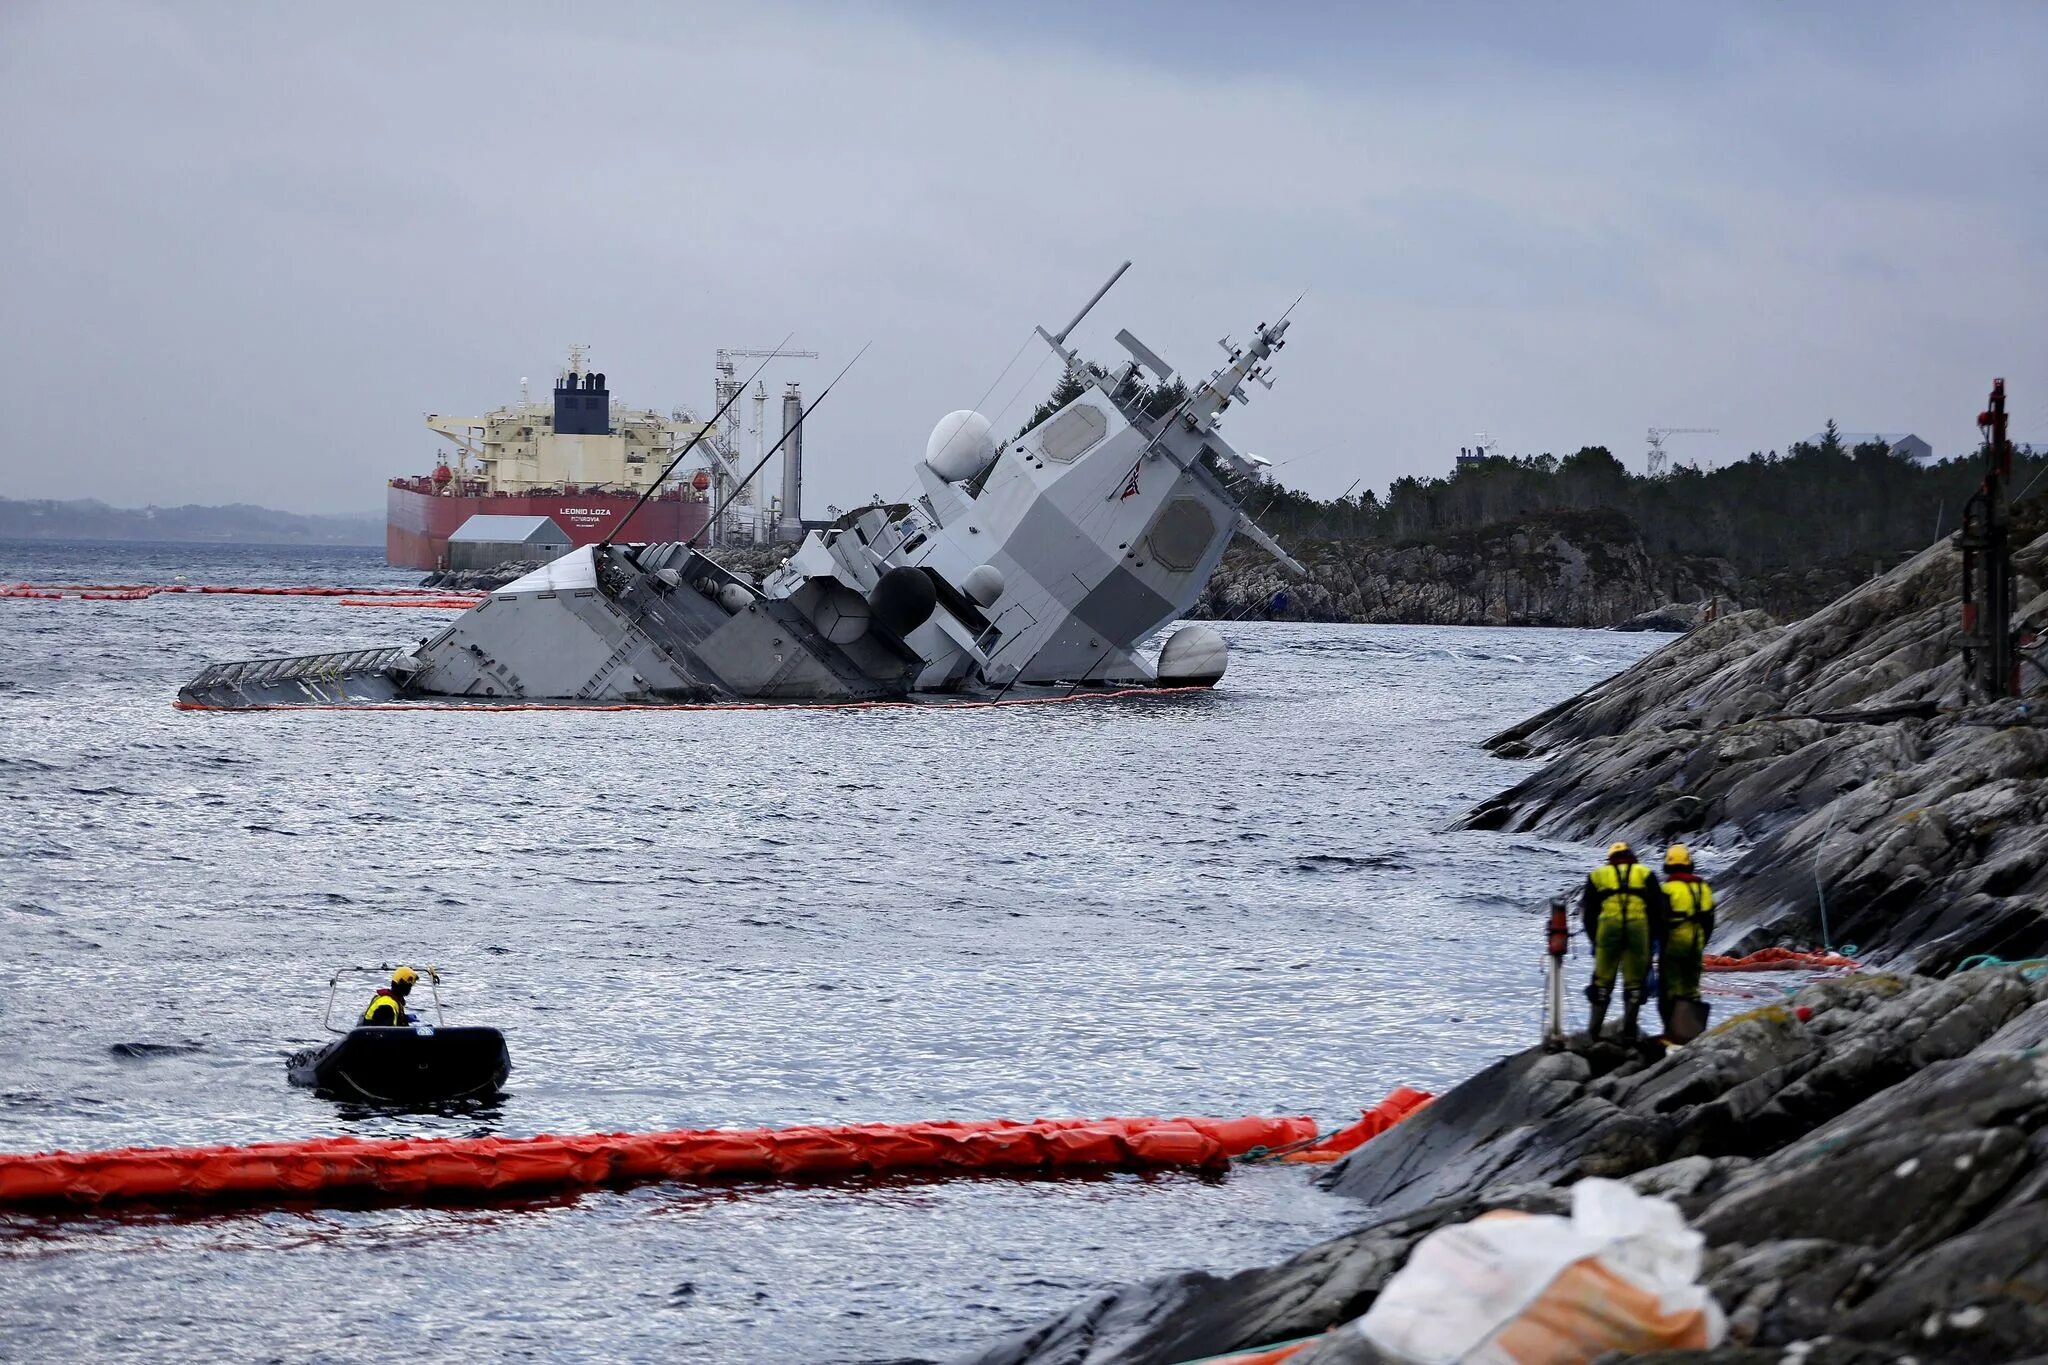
left=1200, top=426, right=2047, bottom=631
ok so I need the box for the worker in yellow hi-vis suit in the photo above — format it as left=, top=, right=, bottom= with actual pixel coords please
left=1658, top=845, right=1716, bottom=1022
left=1580, top=842, right=1666, bottom=1042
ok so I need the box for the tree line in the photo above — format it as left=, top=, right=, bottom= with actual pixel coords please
left=1012, top=366, right=2042, bottom=572
left=1247, top=421, right=2047, bottom=570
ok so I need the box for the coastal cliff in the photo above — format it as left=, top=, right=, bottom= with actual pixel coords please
left=1462, top=515, right=2048, bottom=971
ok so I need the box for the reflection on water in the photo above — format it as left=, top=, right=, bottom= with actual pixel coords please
left=0, top=541, right=1658, bottom=1362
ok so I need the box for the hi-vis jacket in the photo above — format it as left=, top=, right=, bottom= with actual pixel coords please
left=1663, top=874, right=1715, bottom=928
left=1581, top=862, right=1667, bottom=937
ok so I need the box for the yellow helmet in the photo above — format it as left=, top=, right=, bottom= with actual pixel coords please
left=1664, top=845, right=1694, bottom=868
left=390, top=966, right=419, bottom=987
left=1607, top=841, right=1633, bottom=859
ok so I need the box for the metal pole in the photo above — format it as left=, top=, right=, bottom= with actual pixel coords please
left=1051, top=260, right=1131, bottom=346
left=685, top=344, right=871, bottom=550
left=1543, top=899, right=1569, bottom=1051
left=602, top=335, right=792, bottom=550
left=1985, top=379, right=2014, bottom=698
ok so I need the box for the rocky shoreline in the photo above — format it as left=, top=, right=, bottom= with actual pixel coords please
left=962, top=518, right=2048, bottom=1363
left=1196, top=513, right=1879, bottom=631
left=966, top=968, right=2048, bottom=1364
left=1462, top=520, right=2048, bottom=972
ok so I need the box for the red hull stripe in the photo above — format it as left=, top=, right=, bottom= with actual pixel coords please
left=173, top=686, right=1206, bottom=714
left=386, top=486, right=712, bottom=570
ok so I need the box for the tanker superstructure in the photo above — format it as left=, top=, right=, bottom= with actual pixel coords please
left=387, top=348, right=714, bottom=569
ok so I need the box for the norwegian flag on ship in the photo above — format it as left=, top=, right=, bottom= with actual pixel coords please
left=1119, top=458, right=1143, bottom=501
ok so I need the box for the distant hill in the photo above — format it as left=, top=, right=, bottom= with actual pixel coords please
left=0, top=496, right=382, bottom=545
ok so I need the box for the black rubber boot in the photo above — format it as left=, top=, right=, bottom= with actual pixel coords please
left=1585, top=982, right=1612, bottom=1041
left=1619, top=986, right=1645, bottom=1042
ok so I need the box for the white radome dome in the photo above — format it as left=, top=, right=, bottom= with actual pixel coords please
left=961, top=564, right=1005, bottom=608
left=925, top=410, right=996, bottom=482
left=1156, top=624, right=1228, bottom=688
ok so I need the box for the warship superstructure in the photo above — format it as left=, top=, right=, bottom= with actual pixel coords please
left=179, top=265, right=1303, bottom=710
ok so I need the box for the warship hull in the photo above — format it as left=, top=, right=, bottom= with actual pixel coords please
left=182, top=266, right=1300, bottom=711
left=179, top=542, right=927, bottom=710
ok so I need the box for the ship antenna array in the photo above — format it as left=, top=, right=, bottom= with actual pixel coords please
left=602, top=334, right=794, bottom=549
left=686, top=343, right=873, bottom=549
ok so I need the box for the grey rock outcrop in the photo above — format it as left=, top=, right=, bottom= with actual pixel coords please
left=962, top=970, right=2048, bottom=1365
left=1198, top=513, right=1754, bottom=629
left=1612, top=602, right=1708, bottom=633
left=1462, top=522, right=2048, bottom=971
left=419, top=561, right=544, bottom=590
left=1194, top=510, right=1886, bottom=630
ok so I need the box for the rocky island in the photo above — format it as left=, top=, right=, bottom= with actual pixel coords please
left=963, top=515, right=2048, bottom=1364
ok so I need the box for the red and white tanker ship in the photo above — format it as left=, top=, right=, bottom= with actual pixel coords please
left=387, top=347, right=715, bottom=569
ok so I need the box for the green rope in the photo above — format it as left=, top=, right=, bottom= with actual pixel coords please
left=1955, top=954, right=2048, bottom=980
left=1233, top=1132, right=1327, bottom=1165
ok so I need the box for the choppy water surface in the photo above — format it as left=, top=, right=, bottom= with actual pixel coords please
left=0, top=542, right=1656, bottom=1362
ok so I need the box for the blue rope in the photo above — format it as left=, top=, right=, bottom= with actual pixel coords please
left=1813, top=805, right=1839, bottom=952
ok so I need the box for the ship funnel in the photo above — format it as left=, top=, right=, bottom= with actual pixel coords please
left=555, top=362, right=611, bottom=435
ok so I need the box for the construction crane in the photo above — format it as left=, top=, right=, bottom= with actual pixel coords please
left=1646, top=427, right=1718, bottom=477
left=710, top=348, right=818, bottom=543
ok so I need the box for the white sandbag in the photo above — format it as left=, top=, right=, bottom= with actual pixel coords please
left=1354, top=1178, right=1726, bottom=1364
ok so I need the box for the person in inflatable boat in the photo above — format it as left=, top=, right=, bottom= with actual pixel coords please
left=361, top=966, right=419, bottom=1026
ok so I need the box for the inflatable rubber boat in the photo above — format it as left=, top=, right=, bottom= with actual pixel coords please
left=288, top=966, right=510, bottom=1104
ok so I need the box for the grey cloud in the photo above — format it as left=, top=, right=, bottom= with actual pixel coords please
left=1, top=0, right=2044, bottom=519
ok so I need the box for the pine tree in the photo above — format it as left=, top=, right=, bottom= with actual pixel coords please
left=1015, top=369, right=1088, bottom=439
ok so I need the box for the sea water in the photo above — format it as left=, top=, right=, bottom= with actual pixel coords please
left=0, top=541, right=1656, bottom=1363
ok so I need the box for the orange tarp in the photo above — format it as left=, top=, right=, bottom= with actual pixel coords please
left=1704, top=947, right=1859, bottom=973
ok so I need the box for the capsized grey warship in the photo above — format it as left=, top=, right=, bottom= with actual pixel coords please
left=177, top=264, right=1304, bottom=710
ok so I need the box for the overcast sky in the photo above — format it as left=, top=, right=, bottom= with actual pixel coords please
left=2, top=0, right=2045, bottom=516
